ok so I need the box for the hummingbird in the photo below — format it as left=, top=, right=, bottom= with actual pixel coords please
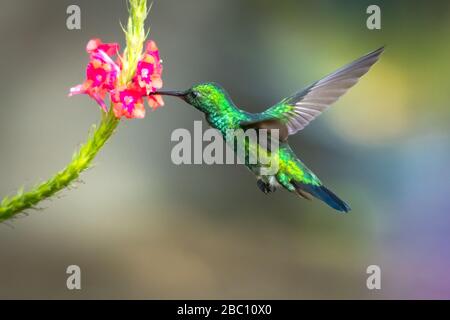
left=153, top=47, right=384, bottom=212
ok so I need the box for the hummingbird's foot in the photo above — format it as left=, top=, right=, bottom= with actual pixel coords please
left=257, top=179, right=276, bottom=194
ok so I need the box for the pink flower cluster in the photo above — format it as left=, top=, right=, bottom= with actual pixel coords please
left=70, top=39, right=164, bottom=119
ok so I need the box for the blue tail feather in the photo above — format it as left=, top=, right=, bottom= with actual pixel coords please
left=293, top=182, right=351, bottom=213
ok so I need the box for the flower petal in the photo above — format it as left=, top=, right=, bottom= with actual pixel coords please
left=133, top=40, right=163, bottom=96
left=69, top=84, right=85, bottom=96
left=86, top=38, right=120, bottom=57
left=147, top=94, right=164, bottom=109
left=131, top=103, right=146, bottom=119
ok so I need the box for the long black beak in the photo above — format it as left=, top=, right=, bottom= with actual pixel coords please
left=151, top=90, right=187, bottom=98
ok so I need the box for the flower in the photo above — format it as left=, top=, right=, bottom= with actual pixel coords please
left=134, top=40, right=164, bottom=110
left=147, top=94, right=164, bottom=109
left=70, top=38, right=163, bottom=118
left=112, top=85, right=146, bottom=119
left=70, top=39, right=120, bottom=112
left=86, top=38, right=120, bottom=57
left=135, top=41, right=163, bottom=92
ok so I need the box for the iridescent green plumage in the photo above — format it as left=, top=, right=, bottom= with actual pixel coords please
left=154, top=47, right=384, bottom=212
left=185, top=83, right=322, bottom=188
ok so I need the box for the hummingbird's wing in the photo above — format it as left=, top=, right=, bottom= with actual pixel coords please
left=241, top=47, right=384, bottom=141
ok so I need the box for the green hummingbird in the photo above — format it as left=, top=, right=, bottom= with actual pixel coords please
left=153, top=47, right=384, bottom=212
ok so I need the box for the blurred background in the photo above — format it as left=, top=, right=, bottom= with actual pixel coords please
left=0, top=0, right=449, bottom=299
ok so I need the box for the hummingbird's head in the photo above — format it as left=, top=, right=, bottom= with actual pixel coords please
left=153, top=82, right=232, bottom=113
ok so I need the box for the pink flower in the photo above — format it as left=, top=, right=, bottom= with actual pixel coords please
left=70, top=38, right=164, bottom=118
left=86, top=38, right=119, bottom=57
left=112, top=85, right=146, bottom=119
left=87, top=51, right=120, bottom=90
left=134, top=41, right=164, bottom=109
left=70, top=39, right=120, bottom=112
left=147, top=94, right=164, bottom=109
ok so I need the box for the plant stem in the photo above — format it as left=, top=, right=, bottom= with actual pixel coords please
left=0, top=0, right=148, bottom=223
left=0, top=111, right=119, bottom=222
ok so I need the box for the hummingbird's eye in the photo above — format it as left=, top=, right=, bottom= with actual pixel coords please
left=192, top=91, right=201, bottom=99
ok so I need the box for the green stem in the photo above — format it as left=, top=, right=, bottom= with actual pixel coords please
left=0, top=111, right=119, bottom=222
left=0, top=0, right=148, bottom=223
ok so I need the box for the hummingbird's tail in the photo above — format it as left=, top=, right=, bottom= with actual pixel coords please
left=292, top=181, right=351, bottom=213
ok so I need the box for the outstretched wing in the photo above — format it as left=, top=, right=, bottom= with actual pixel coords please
left=241, top=47, right=384, bottom=141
